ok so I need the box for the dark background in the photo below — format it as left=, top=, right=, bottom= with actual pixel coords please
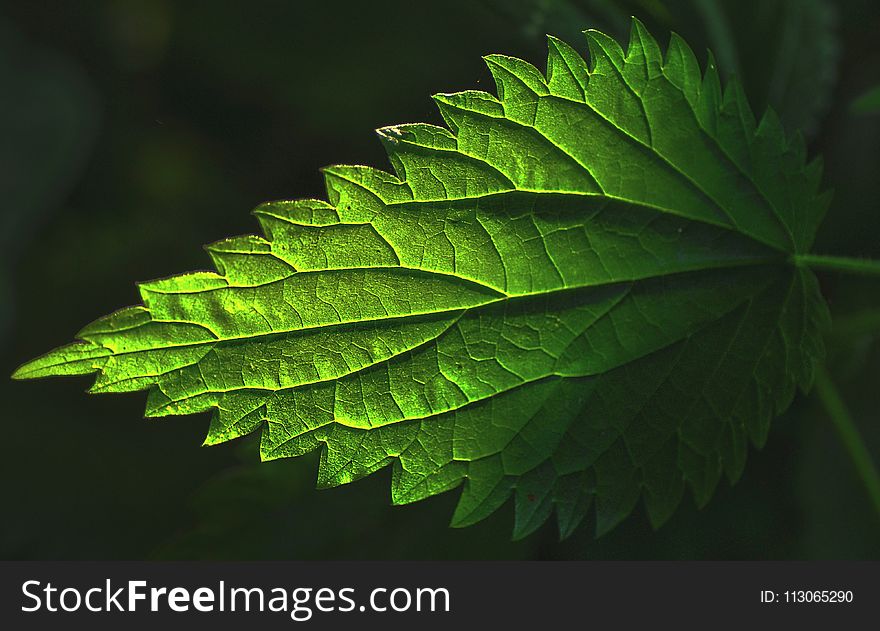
left=1, top=0, right=878, bottom=560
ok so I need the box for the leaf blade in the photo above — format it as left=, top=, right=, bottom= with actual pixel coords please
left=14, top=22, right=830, bottom=539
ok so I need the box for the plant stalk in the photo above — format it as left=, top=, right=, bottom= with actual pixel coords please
left=796, top=254, right=880, bottom=277
left=813, top=366, right=880, bottom=521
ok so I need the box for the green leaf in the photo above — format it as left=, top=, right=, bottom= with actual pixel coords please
left=487, top=0, right=841, bottom=136
left=13, top=20, right=831, bottom=539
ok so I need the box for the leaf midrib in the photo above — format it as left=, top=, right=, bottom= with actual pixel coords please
left=89, top=254, right=782, bottom=364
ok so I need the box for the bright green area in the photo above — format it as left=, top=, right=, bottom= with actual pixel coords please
left=13, top=20, right=832, bottom=539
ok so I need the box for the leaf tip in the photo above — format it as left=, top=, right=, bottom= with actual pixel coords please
left=629, top=14, right=648, bottom=31
left=201, top=434, right=222, bottom=448
left=10, top=361, right=33, bottom=381
left=545, top=33, right=565, bottom=49
left=10, top=342, right=108, bottom=381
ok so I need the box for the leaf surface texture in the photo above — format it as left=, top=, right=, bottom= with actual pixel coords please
left=15, top=21, right=831, bottom=538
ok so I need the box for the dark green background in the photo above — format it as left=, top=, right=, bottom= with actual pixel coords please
left=1, top=0, right=878, bottom=559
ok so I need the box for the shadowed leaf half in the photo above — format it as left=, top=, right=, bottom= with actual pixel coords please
left=14, top=20, right=831, bottom=539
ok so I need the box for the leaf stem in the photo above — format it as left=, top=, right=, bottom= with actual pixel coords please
left=813, top=366, right=880, bottom=521
left=796, top=254, right=880, bottom=277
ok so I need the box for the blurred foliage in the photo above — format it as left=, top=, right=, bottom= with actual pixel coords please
left=1, top=0, right=878, bottom=559
left=0, top=19, right=99, bottom=339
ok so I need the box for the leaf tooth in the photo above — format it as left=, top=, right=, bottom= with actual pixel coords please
left=259, top=396, right=332, bottom=462
left=663, top=31, right=701, bottom=107
left=553, top=471, right=594, bottom=541
left=376, top=123, right=453, bottom=184
left=626, top=16, right=663, bottom=80
left=376, top=122, right=514, bottom=199
left=252, top=200, right=340, bottom=237
left=252, top=201, right=351, bottom=270
left=137, top=272, right=227, bottom=300
left=376, top=122, right=456, bottom=150
left=696, top=50, right=723, bottom=134
left=202, top=392, right=267, bottom=446
left=204, top=234, right=293, bottom=285
left=678, top=442, right=722, bottom=509
left=756, top=106, right=785, bottom=150
left=76, top=306, right=152, bottom=339
left=89, top=344, right=209, bottom=395
left=89, top=373, right=155, bottom=394
left=450, top=456, right=512, bottom=528
left=512, top=463, right=556, bottom=540
left=391, top=459, right=467, bottom=505
left=144, top=387, right=218, bottom=419
left=482, top=54, right=546, bottom=127
left=545, top=35, right=589, bottom=101
left=432, top=90, right=503, bottom=135
left=482, top=54, right=548, bottom=97
left=584, top=28, right=626, bottom=75
left=316, top=430, right=394, bottom=489
left=434, top=88, right=602, bottom=194
left=592, top=440, right=642, bottom=537
left=205, top=234, right=271, bottom=254
left=721, top=75, right=757, bottom=139
left=639, top=438, right=685, bottom=529
left=321, top=164, right=410, bottom=217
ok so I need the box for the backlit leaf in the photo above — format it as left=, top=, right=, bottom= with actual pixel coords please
left=13, top=21, right=831, bottom=539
